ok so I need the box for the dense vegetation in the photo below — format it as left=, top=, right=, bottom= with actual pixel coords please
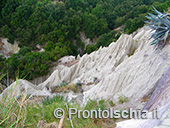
left=0, top=0, right=170, bottom=84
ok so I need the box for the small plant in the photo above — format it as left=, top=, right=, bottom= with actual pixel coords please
left=146, top=6, right=170, bottom=50
left=59, top=81, right=67, bottom=87
left=98, top=99, right=106, bottom=110
left=118, top=95, right=128, bottom=104
left=76, top=80, right=82, bottom=86
left=109, top=100, right=115, bottom=107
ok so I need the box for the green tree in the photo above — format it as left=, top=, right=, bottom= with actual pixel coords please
left=85, top=44, right=97, bottom=54
left=44, top=41, right=56, bottom=51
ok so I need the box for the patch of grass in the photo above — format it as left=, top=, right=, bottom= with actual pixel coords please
left=53, top=83, right=81, bottom=93
left=118, top=95, right=128, bottom=104
left=42, top=95, right=64, bottom=106
left=25, top=96, right=116, bottom=128
left=98, top=99, right=106, bottom=110
left=0, top=78, right=30, bottom=128
left=0, top=74, right=6, bottom=93
left=0, top=80, right=118, bottom=128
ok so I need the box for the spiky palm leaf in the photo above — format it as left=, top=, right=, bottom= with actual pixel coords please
left=145, top=6, right=170, bottom=50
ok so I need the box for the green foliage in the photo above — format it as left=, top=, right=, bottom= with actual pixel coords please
left=0, top=0, right=169, bottom=46
left=0, top=0, right=170, bottom=83
left=84, top=99, right=98, bottom=111
left=18, top=47, right=32, bottom=56
left=98, top=99, right=106, bottom=110
left=118, top=95, right=128, bottom=104
left=59, top=81, right=68, bottom=87
left=0, top=25, right=15, bottom=44
left=25, top=96, right=116, bottom=127
left=109, top=100, right=115, bottom=107
left=0, top=55, right=5, bottom=62
left=0, top=73, right=6, bottom=93
left=124, top=14, right=146, bottom=34
left=0, top=81, right=127, bottom=128
left=44, top=41, right=56, bottom=51
left=42, top=95, right=64, bottom=106
left=83, top=13, right=108, bottom=39
left=0, top=79, right=28, bottom=128
left=75, top=39, right=85, bottom=50
left=76, top=80, right=82, bottom=86
left=146, top=6, right=170, bottom=50
left=85, top=44, right=98, bottom=54
left=96, top=30, right=117, bottom=48
left=3, top=52, right=52, bottom=80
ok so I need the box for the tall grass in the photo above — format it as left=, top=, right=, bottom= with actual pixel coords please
left=0, top=77, right=117, bottom=128
left=0, top=78, right=31, bottom=128
left=0, top=74, right=6, bottom=93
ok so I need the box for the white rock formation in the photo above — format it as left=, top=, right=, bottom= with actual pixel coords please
left=1, top=26, right=170, bottom=109
left=116, top=100, right=170, bottom=128
left=0, top=38, right=20, bottom=58
left=83, top=26, right=170, bottom=103
left=116, top=64, right=170, bottom=128
left=58, top=56, right=75, bottom=64
left=1, top=25, right=170, bottom=127
left=0, top=79, right=51, bottom=99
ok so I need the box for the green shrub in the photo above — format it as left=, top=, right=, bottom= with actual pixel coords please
left=96, top=30, right=118, bottom=48
left=0, top=55, right=5, bottom=72
left=0, top=55, right=5, bottom=61
left=18, top=47, right=32, bottom=56
left=44, top=41, right=56, bottom=51
left=2, top=51, right=52, bottom=80
left=85, top=44, right=97, bottom=54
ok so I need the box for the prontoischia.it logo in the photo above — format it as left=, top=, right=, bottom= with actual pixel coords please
left=54, top=108, right=159, bottom=119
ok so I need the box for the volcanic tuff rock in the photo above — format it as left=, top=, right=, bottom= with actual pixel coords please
left=0, top=38, right=20, bottom=58
left=117, top=65, right=170, bottom=128
left=1, top=26, right=170, bottom=111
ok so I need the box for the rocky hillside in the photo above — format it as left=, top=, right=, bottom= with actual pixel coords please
left=1, top=26, right=170, bottom=127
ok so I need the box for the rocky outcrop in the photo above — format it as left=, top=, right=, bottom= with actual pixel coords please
left=82, top=26, right=170, bottom=103
left=0, top=38, right=20, bottom=58
left=79, top=31, right=97, bottom=47
left=30, top=56, right=77, bottom=85
left=1, top=26, right=170, bottom=114
left=79, top=31, right=97, bottom=54
left=116, top=100, right=170, bottom=128
left=117, top=65, right=170, bottom=128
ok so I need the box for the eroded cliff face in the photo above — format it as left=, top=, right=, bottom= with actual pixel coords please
left=116, top=66, right=170, bottom=128
left=0, top=38, right=20, bottom=58
left=1, top=26, right=170, bottom=128
left=1, top=26, right=170, bottom=110
left=82, top=27, right=170, bottom=103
